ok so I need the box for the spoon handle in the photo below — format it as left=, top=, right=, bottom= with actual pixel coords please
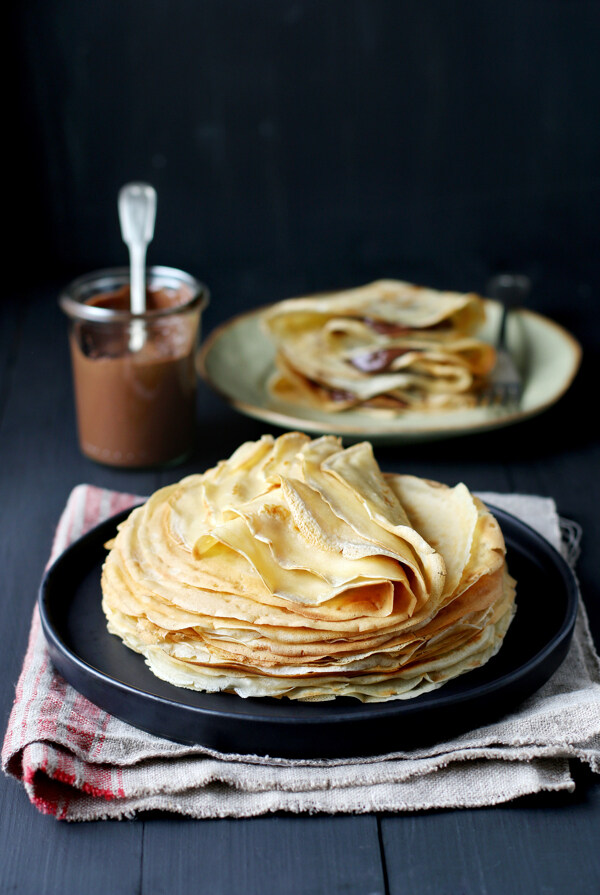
left=128, top=243, right=148, bottom=316
left=118, top=182, right=157, bottom=316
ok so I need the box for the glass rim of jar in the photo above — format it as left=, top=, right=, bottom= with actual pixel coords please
left=59, top=265, right=210, bottom=323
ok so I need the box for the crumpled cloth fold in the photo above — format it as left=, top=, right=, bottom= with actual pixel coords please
left=2, top=485, right=599, bottom=820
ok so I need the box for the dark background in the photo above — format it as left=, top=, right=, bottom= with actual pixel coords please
left=7, top=0, right=600, bottom=328
left=2, top=6, right=600, bottom=893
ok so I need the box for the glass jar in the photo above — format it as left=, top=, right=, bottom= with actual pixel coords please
left=59, top=266, right=209, bottom=468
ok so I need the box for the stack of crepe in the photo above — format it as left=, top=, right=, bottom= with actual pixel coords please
left=263, top=280, right=496, bottom=413
left=102, top=433, right=516, bottom=702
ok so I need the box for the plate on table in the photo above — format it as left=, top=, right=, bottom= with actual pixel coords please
left=39, top=504, right=578, bottom=759
left=198, top=300, right=581, bottom=444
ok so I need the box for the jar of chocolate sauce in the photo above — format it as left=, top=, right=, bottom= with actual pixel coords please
left=60, top=266, right=209, bottom=468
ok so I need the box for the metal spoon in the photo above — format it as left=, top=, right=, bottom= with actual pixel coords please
left=118, top=182, right=157, bottom=350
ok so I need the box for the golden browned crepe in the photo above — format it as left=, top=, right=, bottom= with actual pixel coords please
left=262, top=280, right=496, bottom=413
left=102, top=433, right=516, bottom=701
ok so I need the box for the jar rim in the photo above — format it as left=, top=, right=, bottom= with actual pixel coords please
left=59, top=265, right=210, bottom=322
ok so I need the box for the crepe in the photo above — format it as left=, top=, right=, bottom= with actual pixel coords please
left=102, top=432, right=516, bottom=702
left=262, top=280, right=496, bottom=413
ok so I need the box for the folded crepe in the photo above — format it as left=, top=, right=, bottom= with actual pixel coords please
left=262, top=280, right=496, bottom=413
left=102, top=433, right=516, bottom=702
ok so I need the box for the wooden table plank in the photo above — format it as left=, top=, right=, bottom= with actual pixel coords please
left=0, top=787, right=143, bottom=895
left=0, top=296, right=24, bottom=422
left=382, top=782, right=600, bottom=895
left=142, top=815, right=385, bottom=895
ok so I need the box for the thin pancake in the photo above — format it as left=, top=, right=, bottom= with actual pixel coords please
left=102, top=433, right=516, bottom=702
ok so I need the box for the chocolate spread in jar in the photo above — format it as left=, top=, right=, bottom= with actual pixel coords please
left=70, top=285, right=198, bottom=467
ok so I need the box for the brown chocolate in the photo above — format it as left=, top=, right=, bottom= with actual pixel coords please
left=350, top=347, right=414, bottom=373
left=70, top=287, right=197, bottom=467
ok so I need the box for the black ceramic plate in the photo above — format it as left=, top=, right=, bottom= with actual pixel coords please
left=39, top=505, right=579, bottom=759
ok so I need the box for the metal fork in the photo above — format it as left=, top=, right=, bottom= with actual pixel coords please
left=477, top=273, right=531, bottom=408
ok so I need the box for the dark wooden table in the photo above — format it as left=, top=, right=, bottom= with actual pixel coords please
left=1, top=279, right=599, bottom=895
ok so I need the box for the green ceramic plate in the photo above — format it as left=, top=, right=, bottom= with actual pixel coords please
left=198, top=300, right=582, bottom=444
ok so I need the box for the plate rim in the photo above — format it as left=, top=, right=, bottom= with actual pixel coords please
left=197, top=301, right=582, bottom=439
left=39, top=503, right=579, bottom=732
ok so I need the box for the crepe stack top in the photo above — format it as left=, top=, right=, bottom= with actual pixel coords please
left=102, top=432, right=516, bottom=702
left=262, top=279, right=496, bottom=413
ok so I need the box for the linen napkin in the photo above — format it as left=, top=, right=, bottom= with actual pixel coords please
left=3, top=485, right=599, bottom=821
